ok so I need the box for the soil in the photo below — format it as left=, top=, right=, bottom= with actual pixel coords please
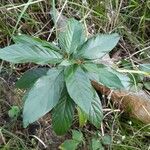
left=0, top=75, right=68, bottom=150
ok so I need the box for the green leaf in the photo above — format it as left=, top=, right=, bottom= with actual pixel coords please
left=59, top=59, right=73, bottom=67
left=0, top=43, right=62, bottom=64
left=76, top=33, right=120, bottom=59
left=90, top=138, right=104, bottom=150
left=72, top=130, right=84, bottom=142
left=59, top=18, right=86, bottom=54
left=59, top=140, right=79, bottom=150
left=101, top=135, right=112, bottom=145
left=23, top=67, right=64, bottom=127
left=106, top=67, right=130, bottom=89
left=16, top=68, right=48, bottom=89
left=8, top=106, right=20, bottom=119
left=83, top=63, right=125, bottom=89
left=14, top=34, right=61, bottom=53
left=82, top=63, right=103, bottom=81
left=88, top=91, right=103, bottom=128
left=144, top=82, right=150, bottom=90
left=59, top=130, right=83, bottom=150
left=65, top=66, right=95, bottom=114
left=52, top=91, right=75, bottom=135
left=77, top=107, right=88, bottom=127
left=139, top=64, right=150, bottom=72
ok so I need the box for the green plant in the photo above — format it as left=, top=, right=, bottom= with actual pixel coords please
left=0, top=18, right=128, bottom=135
left=90, top=134, right=112, bottom=150
left=59, top=130, right=84, bottom=150
left=8, top=106, right=20, bottom=119
left=60, top=129, right=112, bottom=150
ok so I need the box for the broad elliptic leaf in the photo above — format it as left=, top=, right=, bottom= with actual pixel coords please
left=65, top=66, right=96, bottom=115
left=59, top=18, right=86, bottom=54
left=59, top=139, right=79, bottom=150
left=14, top=34, right=61, bottom=53
left=0, top=43, right=62, bottom=64
left=16, top=67, right=48, bottom=89
left=82, top=63, right=103, bottom=81
left=88, top=91, right=103, bottom=128
left=52, top=91, right=75, bottom=135
left=101, top=135, right=112, bottom=145
left=106, top=67, right=130, bottom=89
left=23, top=67, right=64, bottom=127
left=91, top=138, right=104, bottom=150
left=139, top=63, right=150, bottom=72
left=72, top=130, right=84, bottom=142
left=98, top=68, right=127, bottom=89
left=76, top=33, right=120, bottom=59
left=83, top=63, right=125, bottom=89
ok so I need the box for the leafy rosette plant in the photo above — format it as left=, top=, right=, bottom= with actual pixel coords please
left=0, top=18, right=128, bottom=135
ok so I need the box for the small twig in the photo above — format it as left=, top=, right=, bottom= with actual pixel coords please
left=104, top=109, right=121, bottom=119
left=11, top=0, right=33, bottom=38
left=0, top=129, right=6, bottom=145
left=132, top=124, right=150, bottom=138
left=142, top=105, right=150, bottom=117
left=101, top=123, right=104, bottom=136
left=128, top=46, right=150, bottom=58
left=30, top=135, right=47, bottom=149
left=6, top=0, right=44, bottom=10
left=116, top=69, right=150, bottom=76
left=103, top=108, right=120, bottom=112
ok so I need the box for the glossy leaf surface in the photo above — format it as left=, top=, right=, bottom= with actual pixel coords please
left=52, top=91, right=75, bottom=135
left=0, top=44, right=62, bottom=64
left=76, top=33, right=120, bottom=59
left=16, top=68, right=48, bottom=89
left=23, top=68, right=64, bottom=127
left=65, top=66, right=95, bottom=114
left=59, top=18, right=85, bottom=54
